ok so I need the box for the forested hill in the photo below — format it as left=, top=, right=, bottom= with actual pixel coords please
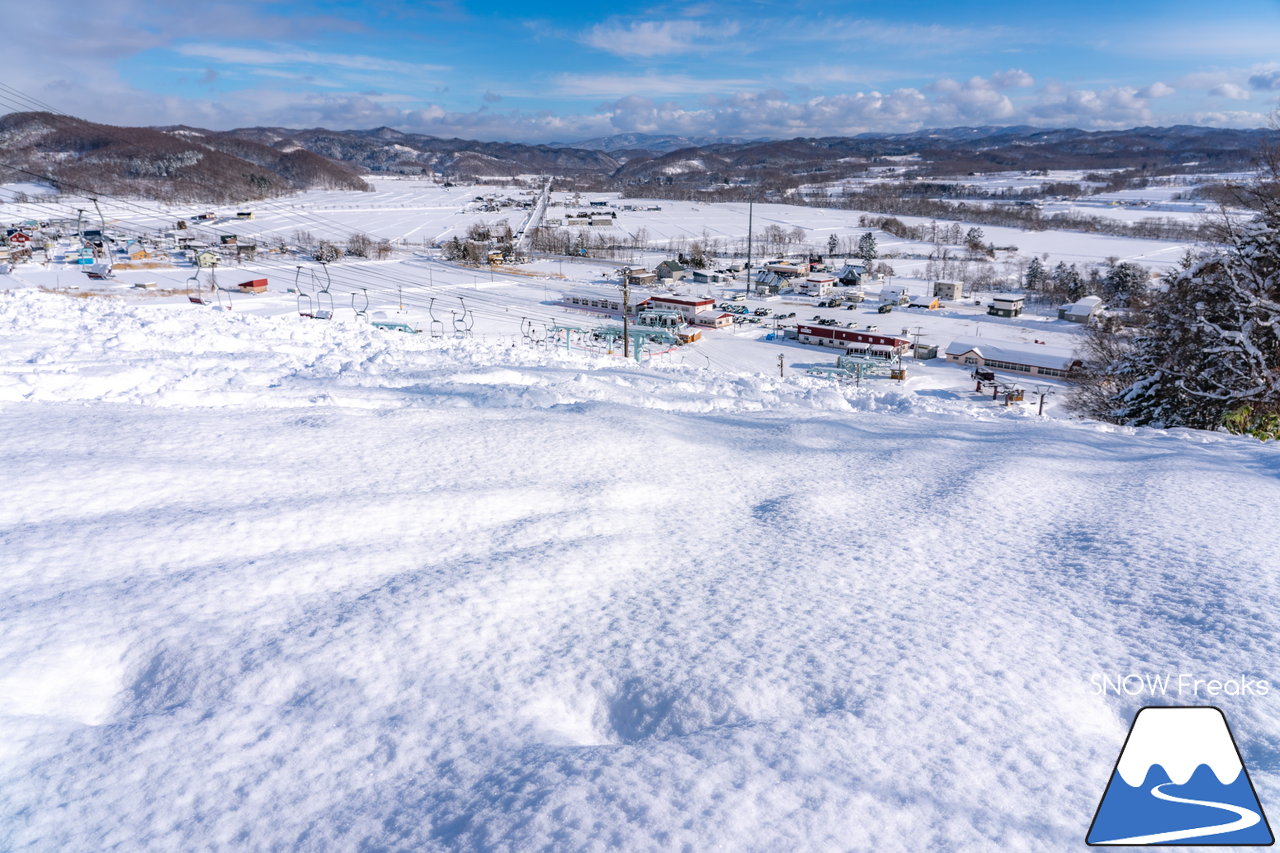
left=0, top=112, right=370, bottom=204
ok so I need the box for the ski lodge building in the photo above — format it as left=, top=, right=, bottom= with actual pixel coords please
left=945, top=338, right=1080, bottom=378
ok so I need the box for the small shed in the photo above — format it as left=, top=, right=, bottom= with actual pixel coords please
left=237, top=278, right=269, bottom=293
left=908, top=295, right=940, bottom=310
left=127, top=246, right=150, bottom=261
left=236, top=211, right=255, bottom=220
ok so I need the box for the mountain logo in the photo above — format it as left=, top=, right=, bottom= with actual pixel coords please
left=1087, top=706, right=1274, bottom=846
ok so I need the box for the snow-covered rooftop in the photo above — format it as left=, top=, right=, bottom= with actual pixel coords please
left=946, top=336, right=1078, bottom=370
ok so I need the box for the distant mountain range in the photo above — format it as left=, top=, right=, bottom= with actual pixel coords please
left=556, top=133, right=766, bottom=155
left=0, top=112, right=369, bottom=204
left=2, top=111, right=1277, bottom=204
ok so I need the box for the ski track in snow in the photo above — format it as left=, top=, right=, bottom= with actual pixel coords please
left=2, top=290, right=1280, bottom=851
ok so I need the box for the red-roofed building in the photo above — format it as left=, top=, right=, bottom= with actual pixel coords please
left=795, top=324, right=911, bottom=357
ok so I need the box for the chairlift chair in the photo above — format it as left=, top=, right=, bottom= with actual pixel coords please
left=313, top=262, right=334, bottom=320
left=352, top=287, right=369, bottom=321
left=453, top=297, right=473, bottom=338
left=212, top=268, right=232, bottom=311
left=294, top=266, right=314, bottom=317
left=187, top=272, right=211, bottom=305
left=427, top=297, right=445, bottom=339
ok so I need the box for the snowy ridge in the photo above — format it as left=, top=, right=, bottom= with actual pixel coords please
left=1116, top=707, right=1243, bottom=787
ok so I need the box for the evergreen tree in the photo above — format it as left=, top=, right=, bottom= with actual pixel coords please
left=1050, top=261, right=1084, bottom=301
left=827, top=233, right=839, bottom=256
left=1103, top=261, right=1148, bottom=306
left=1025, top=257, right=1047, bottom=291
left=965, top=227, right=987, bottom=254
left=1072, top=210, right=1280, bottom=430
left=857, top=231, right=878, bottom=269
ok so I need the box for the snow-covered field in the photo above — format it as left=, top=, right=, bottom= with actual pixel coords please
left=3, top=289, right=1280, bottom=851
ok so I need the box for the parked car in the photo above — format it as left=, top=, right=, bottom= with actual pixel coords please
left=877, top=303, right=894, bottom=314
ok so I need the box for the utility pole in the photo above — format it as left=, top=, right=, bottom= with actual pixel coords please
left=745, top=200, right=754, bottom=296
left=777, top=353, right=784, bottom=377
left=622, top=270, right=630, bottom=360
left=911, top=325, right=924, bottom=358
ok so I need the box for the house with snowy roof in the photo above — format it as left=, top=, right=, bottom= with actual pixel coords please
left=986, top=294, right=1025, bottom=318
left=1058, top=295, right=1104, bottom=323
left=945, top=337, right=1080, bottom=378
left=655, top=260, right=687, bottom=281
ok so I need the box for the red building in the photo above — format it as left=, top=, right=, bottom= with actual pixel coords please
left=642, top=295, right=715, bottom=320
left=795, top=324, right=911, bottom=357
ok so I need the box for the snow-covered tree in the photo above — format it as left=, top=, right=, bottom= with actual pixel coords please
left=827, top=233, right=839, bottom=256
left=1025, top=257, right=1047, bottom=291
left=1103, top=261, right=1149, bottom=306
left=1072, top=209, right=1280, bottom=431
left=965, top=226, right=986, bottom=254
left=1047, top=261, right=1083, bottom=302
left=857, top=231, right=878, bottom=269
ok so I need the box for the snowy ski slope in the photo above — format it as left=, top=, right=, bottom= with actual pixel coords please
left=2, top=291, right=1279, bottom=850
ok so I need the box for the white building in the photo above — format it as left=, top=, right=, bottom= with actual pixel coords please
left=932, top=280, right=963, bottom=300
left=945, top=337, right=1080, bottom=378
left=879, top=284, right=910, bottom=305
left=987, top=294, right=1025, bottom=318
left=794, top=273, right=836, bottom=297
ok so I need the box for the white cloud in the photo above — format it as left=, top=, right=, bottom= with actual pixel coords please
left=1190, top=109, right=1271, bottom=128
left=1208, top=83, right=1250, bottom=100
left=581, top=19, right=737, bottom=58
left=1137, top=82, right=1175, bottom=99
left=1028, top=87, right=1156, bottom=129
left=174, top=44, right=449, bottom=76
left=991, top=69, right=1035, bottom=90
left=1248, top=68, right=1280, bottom=91
left=553, top=72, right=758, bottom=98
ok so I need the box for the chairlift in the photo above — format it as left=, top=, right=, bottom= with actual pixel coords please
left=352, top=287, right=369, bottom=321
left=453, top=297, right=473, bottom=338
left=294, top=266, right=313, bottom=317
left=187, top=271, right=211, bottom=305
left=427, top=297, right=445, bottom=339
left=212, top=267, right=232, bottom=311
left=313, top=262, right=334, bottom=320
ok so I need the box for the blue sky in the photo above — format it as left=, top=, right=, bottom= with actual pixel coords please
left=7, top=0, right=1280, bottom=141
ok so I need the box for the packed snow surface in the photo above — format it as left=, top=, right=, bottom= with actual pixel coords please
left=2, top=291, right=1280, bottom=851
